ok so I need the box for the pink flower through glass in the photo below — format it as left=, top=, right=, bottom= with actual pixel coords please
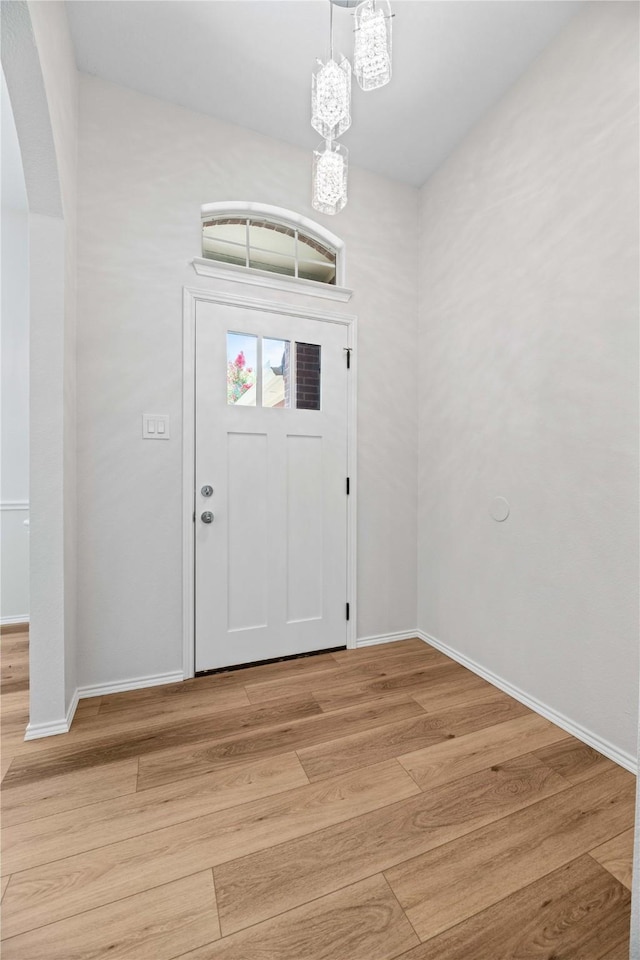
left=227, top=348, right=256, bottom=404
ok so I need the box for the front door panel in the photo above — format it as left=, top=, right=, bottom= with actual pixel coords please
left=195, top=302, right=348, bottom=671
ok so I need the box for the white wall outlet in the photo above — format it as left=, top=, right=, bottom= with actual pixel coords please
left=143, top=414, right=170, bottom=439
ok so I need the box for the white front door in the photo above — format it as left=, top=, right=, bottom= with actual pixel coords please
left=194, top=300, right=350, bottom=672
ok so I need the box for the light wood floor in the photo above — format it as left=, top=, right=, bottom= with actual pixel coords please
left=1, top=630, right=635, bottom=959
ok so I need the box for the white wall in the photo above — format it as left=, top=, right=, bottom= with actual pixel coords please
left=28, top=0, right=78, bottom=713
left=417, top=2, right=639, bottom=762
left=0, top=205, right=28, bottom=505
left=76, top=75, right=418, bottom=688
left=1, top=210, right=29, bottom=623
left=1, top=72, right=30, bottom=623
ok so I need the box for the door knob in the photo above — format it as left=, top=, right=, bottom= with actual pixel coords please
left=201, top=511, right=214, bottom=524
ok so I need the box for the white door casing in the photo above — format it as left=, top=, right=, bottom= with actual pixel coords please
left=182, top=287, right=357, bottom=677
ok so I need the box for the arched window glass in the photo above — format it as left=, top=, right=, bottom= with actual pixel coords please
left=202, top=214, right=338, bottom=285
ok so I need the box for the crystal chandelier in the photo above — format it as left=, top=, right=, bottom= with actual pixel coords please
left=354, top=0, right=392, bottom=91
left=311, top=57, right=351, bottom=140
left=310, top=0, right=393, bottom=216
left=312, top=141, right=349, bottom=216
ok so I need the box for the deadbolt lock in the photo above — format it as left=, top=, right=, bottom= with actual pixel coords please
left=201, top=485, right=214, bottom=497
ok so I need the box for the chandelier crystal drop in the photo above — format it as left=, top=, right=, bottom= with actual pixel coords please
left=311, top=57, right=352, bottom=140
left=312, top=141, right=348, bottom=216
left=354, top=0, right=392, bottom=91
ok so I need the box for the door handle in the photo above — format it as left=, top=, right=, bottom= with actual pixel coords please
left=201, top=511, right=214, bottom=524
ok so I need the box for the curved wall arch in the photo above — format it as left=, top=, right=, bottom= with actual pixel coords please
left=1, top=0, right=77, bottom=737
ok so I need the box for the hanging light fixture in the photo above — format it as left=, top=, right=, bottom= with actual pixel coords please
left=310, top=0, right=393, bottom=215
left=311, top=2, right=351, bottom=140
left=354, top=0, right=392, bottom=91
left=312, top=2, right=350, bottom=214
left=312, top=141, right=349, bottom=216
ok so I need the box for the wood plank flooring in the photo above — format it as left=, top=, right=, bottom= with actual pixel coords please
left=1, top=631, right=635, bottom=958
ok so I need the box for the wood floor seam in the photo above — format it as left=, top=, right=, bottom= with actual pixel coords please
left=292, top=748, right=312, bottom=783
left=380, top=872, right=422, bottom=947
left=209, top=866, right=222, bottom=934
left=586, top=850, right=623, bottom=883
left=400, top=766, right=423, bottom=791
left=408, top=694, right=432, bottom=713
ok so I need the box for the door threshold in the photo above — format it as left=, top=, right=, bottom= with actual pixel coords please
left=195, top=646, right=347, bottom=677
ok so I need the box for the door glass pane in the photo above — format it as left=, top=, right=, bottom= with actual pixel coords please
left=227, top=332, right=257, bottom=405
left=263, top=338, right=290, bottom=408
left=295, top=342, right=321, bottom=410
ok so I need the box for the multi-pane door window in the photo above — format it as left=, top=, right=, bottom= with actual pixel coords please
left=203, top=216, right=337, bottom=285
left=227, top=333, right=321, bottom=411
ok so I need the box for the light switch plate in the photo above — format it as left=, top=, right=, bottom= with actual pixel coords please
left=143, top=414, right=170, bottom=439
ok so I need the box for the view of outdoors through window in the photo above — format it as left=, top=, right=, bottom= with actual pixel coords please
left=204, top=217, right=337, bottom=285
left=226, top=333, right=321, bottom=411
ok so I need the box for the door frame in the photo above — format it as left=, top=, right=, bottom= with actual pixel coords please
left=182, top=285, right=358, bottom=679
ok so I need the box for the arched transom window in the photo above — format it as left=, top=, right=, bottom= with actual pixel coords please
left=202, top=210, right=339, bottom=286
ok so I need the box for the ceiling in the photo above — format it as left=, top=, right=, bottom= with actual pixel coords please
left=66, top=0, right=583, bottom=187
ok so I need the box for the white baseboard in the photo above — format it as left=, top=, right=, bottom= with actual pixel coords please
left=1, top=616, right=30, bottom=627
left=24, top=717, right=69, bottom=740
left=23, top=672, right=183, bottom=739
left=416, top=629, right=637, bottom=774
left=24, top=720, right=69, bottom=740
left=356, top=630, right=421, bottom=649
left=24, top=687, right=79, bottom=741
left=65, top=687, right=79, bottom=728
left=77, top=670, right=185, bottom=700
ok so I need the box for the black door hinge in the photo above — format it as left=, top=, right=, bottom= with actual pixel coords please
left=344, top=348, right=352, bottom=369
left=346, top=602, right=350, bottom=621
left=346, top=477, right=350, bottom=495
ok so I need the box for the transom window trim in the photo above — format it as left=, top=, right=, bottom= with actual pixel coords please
left=195, top=202, right=351, bottom=303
